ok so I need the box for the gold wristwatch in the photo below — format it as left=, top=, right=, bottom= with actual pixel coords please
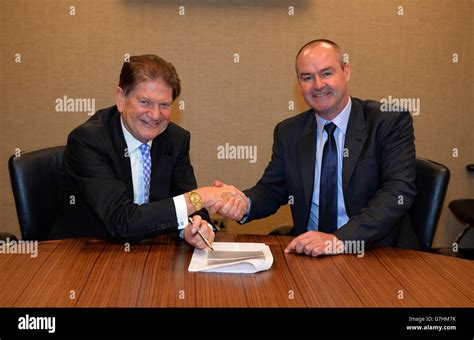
left=189, top=190, right=202, bottom=211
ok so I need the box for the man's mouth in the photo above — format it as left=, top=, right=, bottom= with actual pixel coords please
left=140, top=119, right=160, bottom=127
left=313, top=92, right=331, bottom=98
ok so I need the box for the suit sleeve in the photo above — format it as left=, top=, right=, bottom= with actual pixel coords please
left=65, top=128, right=187, bottom=243
left=243, top=123, right=289, bottom=222
left=334, top=111, right=417, bottom=245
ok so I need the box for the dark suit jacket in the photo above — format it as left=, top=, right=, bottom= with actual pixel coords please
left=50, top=105, right=209, bottom=242
left=244, top=97, right=419, bottom=249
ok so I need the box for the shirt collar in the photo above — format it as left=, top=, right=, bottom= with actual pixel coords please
left=315, top=96, right=352, bottom=136
left=120, top=116, right=152, bottom=153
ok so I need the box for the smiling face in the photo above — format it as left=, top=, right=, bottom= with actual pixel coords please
left=296, top=42, right=351, bottom=120
left=116, top=79, right=173, bottom=143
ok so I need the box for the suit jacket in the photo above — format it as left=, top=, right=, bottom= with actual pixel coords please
left=50, top=105, right=209, bottom=242
left=244, top=97, right=419, bottom=249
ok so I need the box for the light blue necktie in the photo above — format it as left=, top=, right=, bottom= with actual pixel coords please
left=139, top=143, right=151, bottom=203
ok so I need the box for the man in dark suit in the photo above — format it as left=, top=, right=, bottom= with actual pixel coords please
left=51, top=54, right=236, bottom=247
left=214, top=39, right=419, bottom=256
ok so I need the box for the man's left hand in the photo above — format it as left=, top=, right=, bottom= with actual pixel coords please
left=284, top=231, right=344, bottom=257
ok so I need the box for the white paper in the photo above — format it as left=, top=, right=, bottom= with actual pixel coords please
left=188, top=242, right=273, bottom=273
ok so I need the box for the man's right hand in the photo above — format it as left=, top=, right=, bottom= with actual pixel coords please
left=208, top=180, right=248, bottom=221
left=184, top=215, right=215, bottom=249
left=187, top=182, right=248, bottom=221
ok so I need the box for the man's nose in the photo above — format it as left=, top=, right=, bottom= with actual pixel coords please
left=148, top=104, right=161, bottom=120
left=313, top=76, right=325, bottom=89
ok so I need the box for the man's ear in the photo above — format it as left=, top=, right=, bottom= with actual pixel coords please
left=343, top=63, right=351, bottom=83
left=115, top=86, right=125, bottom=112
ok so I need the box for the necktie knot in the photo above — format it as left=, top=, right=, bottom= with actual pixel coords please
left=139, top=143, right=150, bottom=155
left=324, top=122, right=337, bottom=136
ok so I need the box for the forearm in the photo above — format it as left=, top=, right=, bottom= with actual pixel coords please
left=243, top=122, right=289, bottom=223
left=243, top=184, right=288, bottom=222
left=104, top=198, right=179, bottom=242
left=335, top=183, right=415, bottom=245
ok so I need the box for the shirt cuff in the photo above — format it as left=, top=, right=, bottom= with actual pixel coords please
left=173, top=194, right=189, bottom=230
left=239, top=196, right=252, bottom=224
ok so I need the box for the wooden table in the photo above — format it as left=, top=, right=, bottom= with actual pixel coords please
left=0, top=234, right=473, bottom=308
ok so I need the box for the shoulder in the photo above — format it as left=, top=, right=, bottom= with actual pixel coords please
left=68, top=105, right=118, bottom=144
left=351, top=97, right=413, bottom=132
left=274, top=109, right=314, bottom=134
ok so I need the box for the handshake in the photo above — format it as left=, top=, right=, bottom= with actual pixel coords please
left=188, top=180, right=249, bottom=221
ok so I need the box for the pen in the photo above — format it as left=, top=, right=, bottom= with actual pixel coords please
left=189, top=217, right=214, bottom=251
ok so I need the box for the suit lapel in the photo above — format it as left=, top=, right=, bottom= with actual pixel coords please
left=149, top=130, right=172, bottom=200
left=297, top=110, right=317, bottom=219
left=342, top=99, right=367, bottom=215
left=110, top=109, right=134, bottom=200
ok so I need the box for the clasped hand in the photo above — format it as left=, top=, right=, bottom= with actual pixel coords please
left=205, top=180, right=249, bottom=221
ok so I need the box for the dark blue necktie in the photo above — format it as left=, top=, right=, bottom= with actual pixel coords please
left=319, top=123, right=338, bottom=233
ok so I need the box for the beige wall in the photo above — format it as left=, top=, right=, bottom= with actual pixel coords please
left=1, top=0, right=472, bottom=246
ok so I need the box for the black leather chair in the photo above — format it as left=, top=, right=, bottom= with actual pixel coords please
left=269, top=158, right=450, bottom=251
left=8, top=146, right=65, bottom=241
left=449, top=199, right=474, bottom=246
left=410, top=158, right=450, bottom=250
left=448, top=164, right=474, bottom=248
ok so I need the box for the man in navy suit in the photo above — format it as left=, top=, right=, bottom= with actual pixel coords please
left=51, top=54, right=241, bottom=247
left=214, top=39, right=419, bottom=256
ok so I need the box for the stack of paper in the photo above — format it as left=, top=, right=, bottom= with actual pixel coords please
left=188, top=242, right=273, bottom=273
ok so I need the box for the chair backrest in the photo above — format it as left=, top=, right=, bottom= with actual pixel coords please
left=8, top=146, right=65, bottom=241
left=410, top=157, right=450, bottom=250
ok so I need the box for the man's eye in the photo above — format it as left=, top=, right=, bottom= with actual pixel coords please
left=301, top=75, right=313, bottom=82
left=160, top=103, right=172, bottom=109
left=139, top=100, right=149, bottom=105
left=321, top=72, right=333, bottom=78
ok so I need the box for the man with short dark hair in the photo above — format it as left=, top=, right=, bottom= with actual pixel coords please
left=51, top=54, right=242, bottom=248
left=214, top=39, right=419, bottom=256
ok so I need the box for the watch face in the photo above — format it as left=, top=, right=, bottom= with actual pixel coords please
left=190, top=191, right=201, bottom=210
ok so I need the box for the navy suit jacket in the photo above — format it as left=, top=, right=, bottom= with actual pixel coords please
left=50, top=105, right=209, bottom=242
left=244, top=98, right=419, bottom=249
